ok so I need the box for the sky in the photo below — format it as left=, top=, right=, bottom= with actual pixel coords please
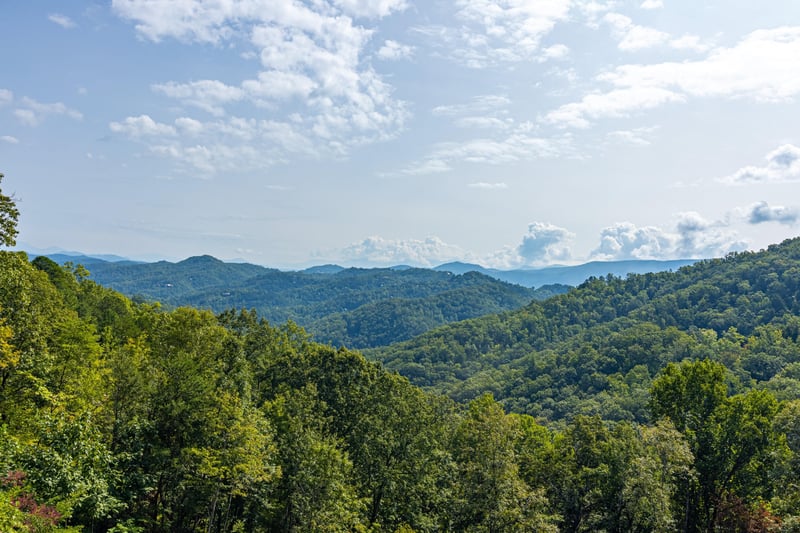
left=2, top=0, right=800, bottom=269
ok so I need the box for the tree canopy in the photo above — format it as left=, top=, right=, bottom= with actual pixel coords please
left=0, top=173, right=20, bottom=247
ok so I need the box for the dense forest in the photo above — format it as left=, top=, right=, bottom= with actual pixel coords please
left=375, top=239, right=800, bottom=422
left=3, top=175, right=800, bottom=532
left=83, top=256, right=566, bottom=349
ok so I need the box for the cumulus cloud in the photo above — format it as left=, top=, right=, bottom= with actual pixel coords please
left=174, top=117, right=204, bottom=135
left=0, top=89, right=12, bottom=105
left=743, top=201, right=799, bottom=225
left=13, top=97, right=82, bottom=126
left=0, top=135, right=19, bottom=144
left=517, top=222, right=574, bottom=264
left=594, top=222, right=676, bottom=259
left=338, top=236, right=466, bottom=266
left=720, top=144, right=800, bottom=185
left=110, top=115, right=177, bottom=137
left=547, top=26, right=800, bottom=128
left=377, top=40, right=414, bottom=60
left=592, top=213, right=747, bottom=260
left=111, top=0, right=409, bottom=173
left=334, top=222, right=575, bottom=268
left=414, top=0, right=572, bottom=67
left=48, top=13, right=76, bottom=28
left=484, top=222, right=575, bottom=268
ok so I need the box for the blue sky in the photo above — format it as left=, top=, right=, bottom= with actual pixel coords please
left=2, top=0, right=800, bottom=268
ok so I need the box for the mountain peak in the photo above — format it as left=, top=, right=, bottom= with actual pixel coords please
left=178, top=255, right=224, bottom=266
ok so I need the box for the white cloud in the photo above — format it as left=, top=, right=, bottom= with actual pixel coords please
left=517, top=222, right=573, bottom=264
left=743, top=201, right=799, bottom=225
left=604, top=13, right=669, bottom=51
left=720, top=144, right=800, bottom=185
left=468, top=182, right=508, bottom=189
left=150, top=142, right=273, bottom=175
left=578, top=0, right=620, bottom=28
left=377, top=39, right=414, bottom=60
left=592, top=213, right=746, bottom=260
left=606, top=126, right=657, bottom=146
left=415, top=0, right=572, bottom=67
left=603, top=27, right=800, bottom=101
left=487, top=222, right=574, bottom=268
left=546, top=87, right=684, bottom=128
left=640, top=0, right=663, bottom=9
left=110, top=115, right=177, bottom=137
left=331, top=0, right=408, bottom=18
left=153, top=80, right=245, bottom=116
left=48, top=13, right=76, bottom=28
left=0, top=136, right=19, bottom=144
left=0, top=89, right=12, bottom=105
left=13, top=97, right=82, bottom=126
left=113, top=0, right=409, bottom=173
left=136, top=116, right=318, bottom=174
left=13, top=110, right=37, bottom=126
left=603, top=12, right=707, bottom=52
left=338, top=236, right=466, bottom=266
left=398, top=131, right=567, bottom=175
left=241, top=70, right=317, bottom=101
left=174, top=117, right=204, bottom=135
left=547, top=26, right=800, bottom=128
left=669, top=34, right=711, bottom=53
left=541, top=44, right=570, bottom=60
left=593, top=222, right=676, bottom=259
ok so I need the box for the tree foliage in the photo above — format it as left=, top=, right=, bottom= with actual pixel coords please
left=4, top=232, right=800, bottom=530
left=0, top=173, right=19, bottom=247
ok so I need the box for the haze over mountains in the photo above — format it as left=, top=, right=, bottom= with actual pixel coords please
left=38, top=249, right=696, bottom=287
left=40, top=251, right=697, bottom=348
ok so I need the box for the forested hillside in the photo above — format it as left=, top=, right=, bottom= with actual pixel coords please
left=4, top=249, right=800, bottom=532
left=84, top=257, right=565, bottom=348
left=376, top=238, right=800, bottom=421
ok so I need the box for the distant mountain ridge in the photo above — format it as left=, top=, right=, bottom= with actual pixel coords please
left=38, top=251, right=697, bottom=288
left=433, top=259, right=698, bottom=287
left=37, top=251, right=699, bottom=348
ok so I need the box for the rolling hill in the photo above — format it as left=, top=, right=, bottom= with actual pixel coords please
left=373, top=237, right=800, bottom=421
left=78, top=256, right=566, bottom=348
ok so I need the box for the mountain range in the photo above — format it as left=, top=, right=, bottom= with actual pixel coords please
left=38, top=252, right=697, bottom=348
